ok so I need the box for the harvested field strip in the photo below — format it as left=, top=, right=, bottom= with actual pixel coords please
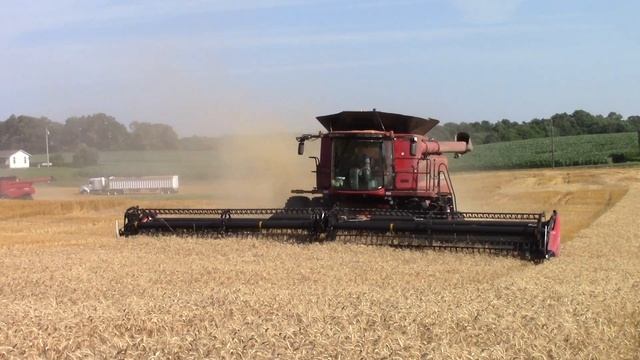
left=453, top=167, right=634, bottom=241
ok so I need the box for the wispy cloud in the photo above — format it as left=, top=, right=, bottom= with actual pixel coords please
left=208, top=22, right=547, bottom=48
left=450, top=0, right=524, bottom=23
left=0, top=0, right=335, bottom=42
left=231, top=56, right=422, bottom=74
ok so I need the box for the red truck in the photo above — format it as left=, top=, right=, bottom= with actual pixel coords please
left=0, top=176, right=52, bottom=200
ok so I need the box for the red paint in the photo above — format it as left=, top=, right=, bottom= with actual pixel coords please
left=0, top=176, right=51, bottom=199
left=547, top=212, right=561, bottom=256
left=316, top=137, right=332, bottom=190
left=310, top=131, right=471, bottom=210
left=393, top=138, right=417, bottom=190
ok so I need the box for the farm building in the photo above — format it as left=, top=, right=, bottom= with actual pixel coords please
left=0, top=150, right=31, bottom=169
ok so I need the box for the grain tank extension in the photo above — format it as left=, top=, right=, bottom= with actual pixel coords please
left=119, top=111, right=560, bottom=260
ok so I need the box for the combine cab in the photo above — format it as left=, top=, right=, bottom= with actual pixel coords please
left=120, top=111, right=561, bottom=260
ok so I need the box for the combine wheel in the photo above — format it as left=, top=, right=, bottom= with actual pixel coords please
left=310, top=197, right=325, bottom=209
left=285, top=196, right=311, bottom=208
left=403, top=198, right=429, bottom=211
left=20, top=194, right=33, bottom=200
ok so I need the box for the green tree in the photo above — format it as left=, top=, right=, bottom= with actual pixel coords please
left=603, top=112, right=629, bottom=133
left=63, top=113, right=131, bottom=151
left=129, top=121, right=179, bottom=150
left=627, top=116, right=640, bottom=130
left=572, top=110, right=597, bottom=133
left=0, top=115, right=64, bottom=152
left=550, top=113, right=579, bottom=136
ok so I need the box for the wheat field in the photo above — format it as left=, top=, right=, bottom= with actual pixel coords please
left=0, top=167, right=639, bottom=358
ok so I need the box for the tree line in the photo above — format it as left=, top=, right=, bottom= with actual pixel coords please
left=1, top=110, right=639, bottom=155
left=0, top=113, right=217, bottom=153
left=430, top=110, right=640, bottom=144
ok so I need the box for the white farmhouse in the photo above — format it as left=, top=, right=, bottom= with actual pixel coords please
left=0, top=150, right=31, bottom=169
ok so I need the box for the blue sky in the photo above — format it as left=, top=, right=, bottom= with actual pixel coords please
left=1, top=0, right=638, bottom=135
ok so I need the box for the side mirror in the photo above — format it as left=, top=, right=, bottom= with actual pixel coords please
left=409, top=137, right=418, bottom=156
left=297, top=141, right=305, bottom=155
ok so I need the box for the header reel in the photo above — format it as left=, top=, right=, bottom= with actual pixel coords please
left=120, top=206, right=560, bottom=261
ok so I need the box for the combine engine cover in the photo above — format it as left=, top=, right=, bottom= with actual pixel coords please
left=118, top=110, right=561, bottom=261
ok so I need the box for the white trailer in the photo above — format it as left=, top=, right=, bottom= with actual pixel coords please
left=80, top=175, right=179, bottom=195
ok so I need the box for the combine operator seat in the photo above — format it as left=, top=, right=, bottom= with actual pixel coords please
left=332, top=138, right=386, bottom=191
left=343, top=156, right=380, bottom=190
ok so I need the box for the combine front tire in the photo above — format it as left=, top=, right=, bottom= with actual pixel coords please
left=285, top=196, right=311, bottom=208
left=310, top=197, right=324, bottom=208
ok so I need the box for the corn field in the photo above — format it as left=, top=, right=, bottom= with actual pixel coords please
left=452, top=132, right=640, bottom=171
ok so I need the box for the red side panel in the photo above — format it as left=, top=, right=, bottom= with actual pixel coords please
left=0, top=180, right=36, bottom=198
left=317, top=137, right=332, bottom=190
left=547, top=212, right=561, bottom=256
left=393, top=138, right=417, bottom=190
left=416, top=157, right=427, bottom=192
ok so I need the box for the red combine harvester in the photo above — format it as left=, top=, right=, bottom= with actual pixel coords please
left=0, top=176, right=52, bottom=200
left=120, top=111, right=561, bottom=260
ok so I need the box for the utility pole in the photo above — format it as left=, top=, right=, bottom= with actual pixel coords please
left=550, top=117, right=555, bottom=168
left=45, top=128, right=50, bottom=167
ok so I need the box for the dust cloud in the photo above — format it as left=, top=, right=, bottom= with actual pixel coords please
left=111, top=44, right=324, bottom=207
left=207, top=129, right=322, bottom=208
left=20, top=38, right=325, bottom=207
